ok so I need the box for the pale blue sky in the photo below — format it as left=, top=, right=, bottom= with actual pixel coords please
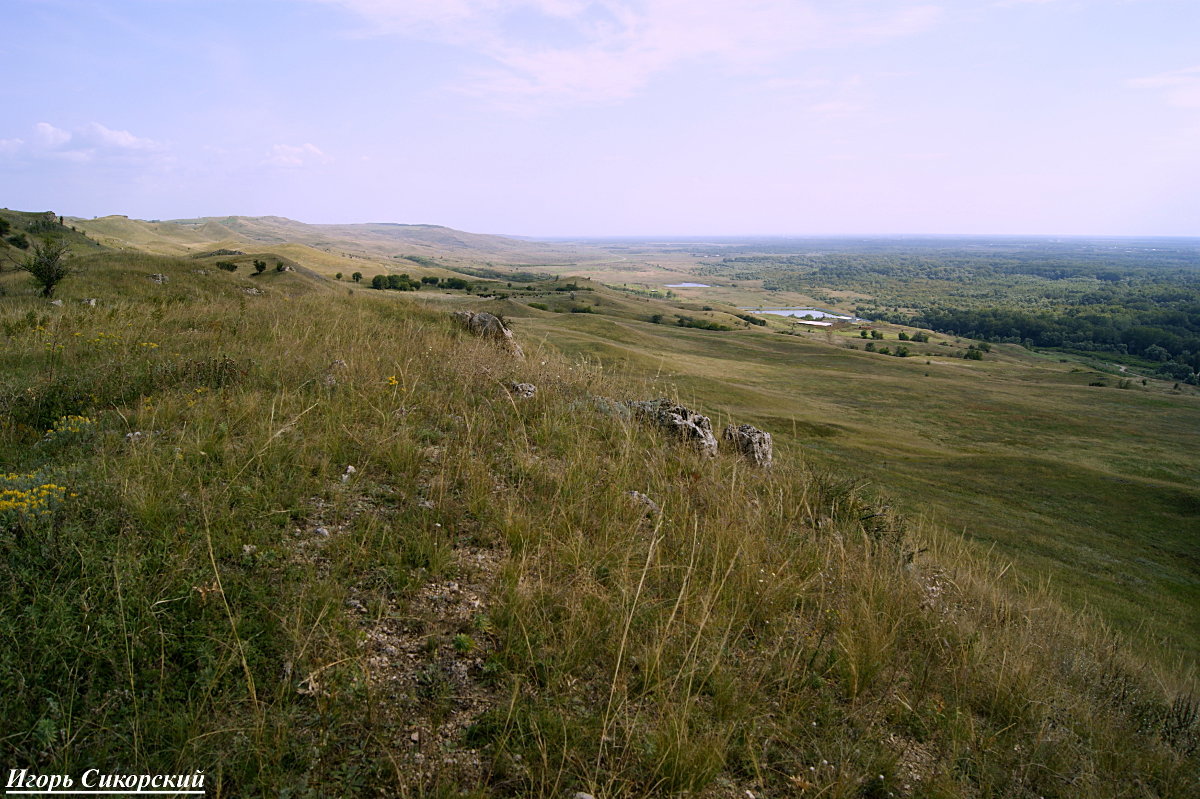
left=2, top=0, right=1197, bottom=235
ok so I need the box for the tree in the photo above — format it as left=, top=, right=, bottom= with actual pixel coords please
left=253, top=259, right=267, bottom=274
left=371, top=275, right=386, bottom=290
left=335, top=272, right=343, bottom=280
left=352, top=272, right=362, bottom=283
left=19, top=239, right=73, bottom=297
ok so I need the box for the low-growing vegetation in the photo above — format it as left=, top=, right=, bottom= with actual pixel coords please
left=0, top=250, right=1195, bottom=796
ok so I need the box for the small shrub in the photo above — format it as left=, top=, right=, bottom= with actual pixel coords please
left=18, top=239, right=74, bottom=297
left=216, top=261, right=238, bottom=272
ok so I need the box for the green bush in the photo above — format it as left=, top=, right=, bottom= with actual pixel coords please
left=17, top=239, right=74, bottom=297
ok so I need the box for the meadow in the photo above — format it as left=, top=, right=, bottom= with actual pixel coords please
left=1, top=222, right=1196, bottom=796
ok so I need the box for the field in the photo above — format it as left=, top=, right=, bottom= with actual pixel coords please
left=510, top=237, right=1200, bottom=667
left=1, top=218, right=1197, bottom=796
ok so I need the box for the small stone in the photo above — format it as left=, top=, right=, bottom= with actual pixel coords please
left=49, top=299, right=63, bottom=306
left=81, top=298, right=97, bottom=307
left=509, top=382, right=537, bottom=398
left=149, top=273, right=168, bottom=284
left=627, top=490, right=661, bottom=516
left=315, top=526, right=330, bottom=537
left=410, top=732, right=420, bottom=743
left=242, top=544, right=258, bottom=555
left=125, top=431, right=146, bottom=443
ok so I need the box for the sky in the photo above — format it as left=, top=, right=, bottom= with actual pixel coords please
left=2, top=0, right=1198, bottom=236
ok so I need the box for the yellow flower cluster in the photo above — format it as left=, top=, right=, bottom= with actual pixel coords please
left=45, top=415, right=96, bottom=437
left=86, top=331, right=123, bottom=346
left=0, top=473, right=70, bottom=523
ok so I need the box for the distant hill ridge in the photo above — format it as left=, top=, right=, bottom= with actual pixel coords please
left=66, top=214, right=597, bottom=265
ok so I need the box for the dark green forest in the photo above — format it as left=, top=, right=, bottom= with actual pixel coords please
left=697, top=237, right=1200, bottom=382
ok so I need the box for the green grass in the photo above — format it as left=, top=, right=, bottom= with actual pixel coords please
left=0, top=251, right=1196, bottom=796
left=512, top=309, right=1200, bottom=667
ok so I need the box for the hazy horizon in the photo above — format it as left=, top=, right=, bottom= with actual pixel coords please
left=4, top=1, right=1198, bottom=238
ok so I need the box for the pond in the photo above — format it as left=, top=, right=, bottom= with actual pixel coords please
left=743, top=307, right=862, bottom=321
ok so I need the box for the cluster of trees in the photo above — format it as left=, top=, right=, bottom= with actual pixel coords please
left=371, top=273, right=421, bottom=291
left=700, top=239, right=1200, bottom=383
left=675, top=315, right=732, bottom=331
left=734, top=313, right=767, bottom=326
left=369, top=274, right=473, bottom=292
left=891, top=307, right=1199, bottom=381
left=398, top=254, right=438, bottom=268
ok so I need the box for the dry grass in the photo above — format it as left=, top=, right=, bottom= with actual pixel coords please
left=0, top=253, right=1195, bottom=797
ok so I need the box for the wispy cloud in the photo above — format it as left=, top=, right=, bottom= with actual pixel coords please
left=310, top=0, right=941, bottom=107
left=0, top=121, right=166, bottom=163
left=1126, top=65, right=1200, bottom=110
left=264, top=142, right=329, bottom=167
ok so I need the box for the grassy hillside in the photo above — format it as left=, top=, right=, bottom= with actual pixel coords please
left=1, top=209, right=104, bottom=260
left=509, top=306, right=1200, bottom=667
left=67, top=215, right=610, bottom=267
left=1, top=249, right=1197, bottom=797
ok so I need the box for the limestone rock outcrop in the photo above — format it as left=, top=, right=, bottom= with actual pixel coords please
left=451, top=311, right=523, bottom=358
left=625, top=398, right=718, bottom=457
left=723, top=423, right=773, bottom=467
